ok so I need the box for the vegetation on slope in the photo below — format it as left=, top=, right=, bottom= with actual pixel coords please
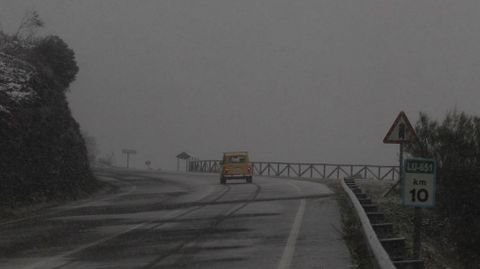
left=0, top=13, right=99, bottom=208
left=405, top=111, right=480, bottom=267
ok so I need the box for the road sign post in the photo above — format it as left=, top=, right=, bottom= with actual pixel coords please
left=383, top=111, right=417, bottom=144
left=402, top=159, right=436, bottom=208
left=122, top=149, right=137, bottom=168
left=145, top=160, right=152, bottom=170
left=383, top=111, right=418, bottom=197
left=384, top=112, right=430, bottom=259
left=402, top=158, right=436, bottom=258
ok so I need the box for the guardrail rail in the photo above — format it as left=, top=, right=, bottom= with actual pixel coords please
left=342, top=177, right=424, bottom=269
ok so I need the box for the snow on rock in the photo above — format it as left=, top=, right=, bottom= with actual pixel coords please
left=0, top=52, right=37, bottom=107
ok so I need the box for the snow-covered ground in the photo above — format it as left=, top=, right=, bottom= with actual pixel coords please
left=0, top=52, right=37, bottom=113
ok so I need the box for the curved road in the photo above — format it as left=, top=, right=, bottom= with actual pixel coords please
left=0, top=169, right=352, bottom=269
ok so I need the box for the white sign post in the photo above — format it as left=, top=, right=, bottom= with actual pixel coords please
left=402, top=159, right=436, bottom=207
left=403, top=158, right=436, bottom=259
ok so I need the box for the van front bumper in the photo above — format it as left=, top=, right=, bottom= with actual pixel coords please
left=222, top=174, right=252, bottom=179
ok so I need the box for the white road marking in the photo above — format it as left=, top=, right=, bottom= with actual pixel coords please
left=277, top=183, right=307, bottom=269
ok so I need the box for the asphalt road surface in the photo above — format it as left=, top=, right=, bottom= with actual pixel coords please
left=0, top=169, right=353, bottom=269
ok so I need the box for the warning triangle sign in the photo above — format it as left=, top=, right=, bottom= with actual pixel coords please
left=383, top=111, right=418, bottom=144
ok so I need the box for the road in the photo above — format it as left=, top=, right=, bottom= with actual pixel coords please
left=0, top=169, right=352, bottom=269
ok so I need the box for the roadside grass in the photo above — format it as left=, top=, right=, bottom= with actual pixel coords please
left=0, top=200, right=59, bottom=220
left=329, top=182, right=373, bottom=269
left=0, top=178, right=109, bottom=222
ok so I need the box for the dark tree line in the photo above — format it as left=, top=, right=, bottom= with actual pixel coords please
left=406, top=111, right=480, bottom=266
left=0, top=27, right=98, bottom=204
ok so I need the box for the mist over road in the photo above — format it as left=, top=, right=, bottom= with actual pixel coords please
left=0, top=169, right=351, bottom=269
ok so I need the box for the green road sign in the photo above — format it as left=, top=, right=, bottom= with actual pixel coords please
left=402, top=159, right=436, bottom=207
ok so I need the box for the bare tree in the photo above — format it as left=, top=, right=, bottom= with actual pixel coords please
left=14, top=10, right=44, bottom=41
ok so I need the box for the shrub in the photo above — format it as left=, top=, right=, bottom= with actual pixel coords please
left=406, top=111, right=480, bottom=265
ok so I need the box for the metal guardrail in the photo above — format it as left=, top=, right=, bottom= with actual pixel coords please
left=188, top=160, right=399, bottom=180
left=341, top=178, right=396, bottom=269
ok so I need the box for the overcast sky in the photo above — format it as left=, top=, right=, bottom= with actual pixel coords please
left=2, top=1, right=480, bottom=170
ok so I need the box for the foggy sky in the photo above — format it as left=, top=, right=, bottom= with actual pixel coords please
left=2, top=1, right=480, bottom=170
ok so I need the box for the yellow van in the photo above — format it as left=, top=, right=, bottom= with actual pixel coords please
left=220, top=152, right=253, bottom=184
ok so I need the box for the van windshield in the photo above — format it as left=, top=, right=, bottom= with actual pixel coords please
left=225, top=156, right=247, bottom=163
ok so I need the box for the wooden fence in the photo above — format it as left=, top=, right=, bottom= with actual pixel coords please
left=188, top=160, right=399, bottom=180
